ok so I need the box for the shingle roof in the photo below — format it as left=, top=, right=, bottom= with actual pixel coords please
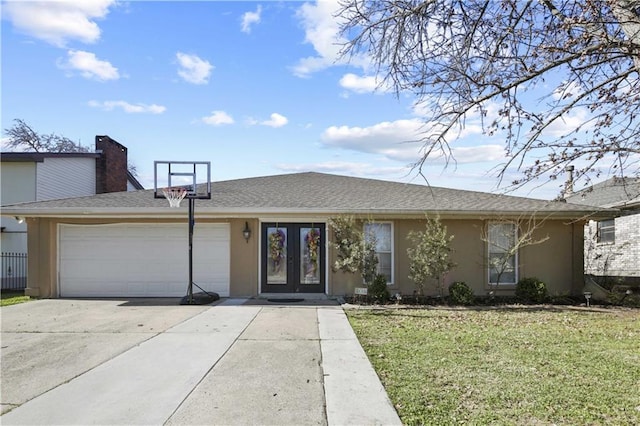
left=566, top=177, right=640, bottom=209
left=1, top=172, right=612, bottom=218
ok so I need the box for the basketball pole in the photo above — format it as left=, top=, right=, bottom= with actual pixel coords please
left=154, top=161, right=217, bottom=305
left=187, top=196, right=195, bottom=305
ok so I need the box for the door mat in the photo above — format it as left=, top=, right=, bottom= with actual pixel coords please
left=267, top=298, right=304, bottom=303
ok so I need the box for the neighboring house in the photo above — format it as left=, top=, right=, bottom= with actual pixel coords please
left=1, top=172, right=611, bottom=299
left=0, top=136, right=143, bottom=288
left=566, top=177, right=640, bottom=280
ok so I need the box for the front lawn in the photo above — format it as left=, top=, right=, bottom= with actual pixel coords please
left=0, top=291, right=31, bottom=307
left=347, top=306, right=640, bottom=425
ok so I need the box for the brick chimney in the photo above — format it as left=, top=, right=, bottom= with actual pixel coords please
left=95, top=135, right=128, bottom=194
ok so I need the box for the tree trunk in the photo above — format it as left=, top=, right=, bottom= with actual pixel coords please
left=611, top=0, right=640, bottom=72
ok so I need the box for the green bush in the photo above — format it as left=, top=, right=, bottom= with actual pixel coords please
left=448, top=281, right=474, bottom=305
left=516, top=277, right=548, bottom=304
left=369, top=274, right=390, bottom=303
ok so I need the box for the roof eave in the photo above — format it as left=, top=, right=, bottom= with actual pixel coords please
left=0, top=206, right=616, bottom=220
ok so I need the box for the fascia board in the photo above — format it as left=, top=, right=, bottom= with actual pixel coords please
left=0, top=206, right=616, bottom=221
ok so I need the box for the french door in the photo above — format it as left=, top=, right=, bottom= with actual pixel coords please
left=261, top=223, right=325, bottom=293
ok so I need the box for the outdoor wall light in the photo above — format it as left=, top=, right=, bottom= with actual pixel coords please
left=14, top=216, right=25, bottom=224
left=243, top=221, right=251, bottom=243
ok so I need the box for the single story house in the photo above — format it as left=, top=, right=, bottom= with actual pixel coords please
left=1, top=172, right=611, bottom=299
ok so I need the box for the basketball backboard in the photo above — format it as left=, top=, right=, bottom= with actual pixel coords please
left=154, top=161, right=211, bottom=200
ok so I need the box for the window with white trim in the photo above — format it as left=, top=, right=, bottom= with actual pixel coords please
left=364, top=222, right=393, bottom=284
left=597, top=219, right=615, bottom=243
left=487, top=222, right=517, bottom=285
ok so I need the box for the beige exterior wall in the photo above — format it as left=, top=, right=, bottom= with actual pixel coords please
left=328, top=218, right=585, bottom=298
left=26, top=217, right=56, bottom=298
left=25, top=215, right=585, bottom=299
left=229, top=219, right=259, bottom=296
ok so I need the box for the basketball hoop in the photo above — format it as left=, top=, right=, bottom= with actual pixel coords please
left=162, top=187, right=188, bottom=208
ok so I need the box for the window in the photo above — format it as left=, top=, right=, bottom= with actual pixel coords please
left=487, top=222, right=517, bottom=285
left=364, top=222, right=393, bottom=284
left=597, top=219, right=615, bottom=243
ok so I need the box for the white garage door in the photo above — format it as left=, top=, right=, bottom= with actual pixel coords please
left=59, top=223, right=230, bottom=297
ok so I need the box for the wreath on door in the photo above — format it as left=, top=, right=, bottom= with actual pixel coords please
left=269, top=229, right=286, bottom=265
left=305, top=228, right=320, bottom=270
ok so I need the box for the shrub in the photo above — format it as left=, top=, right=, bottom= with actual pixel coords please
left=516, top=277, right=548, bottom=304
left=407, top=216, right=455, bottom=296
left=369, top=274, right=390, bottom=303
left=448, top=281, right=474, bottom=305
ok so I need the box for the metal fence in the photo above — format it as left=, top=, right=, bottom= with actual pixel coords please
left=1, top=252, right=27, bottom=290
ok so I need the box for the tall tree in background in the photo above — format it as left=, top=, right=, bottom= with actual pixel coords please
left=338, top=0, right=640, bottom=191
left=4, top=119, right=90, bottom=153
left=4, top=119, right=138, bottom=177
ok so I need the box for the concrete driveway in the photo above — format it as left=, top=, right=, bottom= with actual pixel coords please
left=0, top=298, right=401, bottom=425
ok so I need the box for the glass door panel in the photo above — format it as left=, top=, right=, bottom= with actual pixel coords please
left=261, top=223, right=325, bottom=294
left=300, top=227, right=321, bottom=285
left=266, top=227, right=287, bottom=285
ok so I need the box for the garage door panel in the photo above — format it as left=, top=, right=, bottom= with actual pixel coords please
left=59, top=223, right=230, bottom=297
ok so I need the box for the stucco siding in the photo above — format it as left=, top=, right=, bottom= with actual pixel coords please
left=520, top=220, right=575, bottom=296
left=25, top=218, right=57, bottom=298
left=329, top=218, right=582, bottom=298
left=25, top=215, right=585, bottom=299
left=36, top=157, right=96, bottom=201
left=229, top=218, right=259, bottom=296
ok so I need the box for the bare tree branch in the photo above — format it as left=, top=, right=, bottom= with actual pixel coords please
left=338, top=0, right=640, bottom=193
left=4, top=119, right=89, bottom=153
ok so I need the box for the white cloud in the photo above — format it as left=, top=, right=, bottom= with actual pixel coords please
left=451, top=145, right=506, bottom=163
left=176, top=52, right=213, bottom=85
left=88, top=100, right=166, bottom=114
left=241, top=5, right=262, bottom=33
left=322, top=119, right=425, bottom=161
left=3, top=0, right=116, bottom=47
left=202, top=110, right=234, bottom=126
left=339, top=73, right=389, bottom=94
left=59, top=50, right=119, bottom=81
left=542, top=107, right=593, bottom=137
left=246, top=113, right=289, bottom=127
left=261, top=113, right=288, bottom=128
left=292, top=0, right=368, bottom=77
left=322, top=119, right=505, bottom=164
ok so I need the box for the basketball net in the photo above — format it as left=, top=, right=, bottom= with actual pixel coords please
left=162, top=187, right=188, bottom=208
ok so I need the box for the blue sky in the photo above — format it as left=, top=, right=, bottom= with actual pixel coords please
left=2, top=0, right=574, bottom=199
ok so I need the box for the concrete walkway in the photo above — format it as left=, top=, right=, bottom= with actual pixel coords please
left=1, top=299, right=401, bottom=425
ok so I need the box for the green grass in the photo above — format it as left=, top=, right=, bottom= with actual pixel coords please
left=347, top=307, right=640, bottom=425
left=0, top=291, right=31, bottom=307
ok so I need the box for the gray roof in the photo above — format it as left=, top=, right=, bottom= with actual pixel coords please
left=1, top=172, right=613, bottom=219
left=1, top=152, right=101, bottom=162
left=566, top=177, right=640, bottom=209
